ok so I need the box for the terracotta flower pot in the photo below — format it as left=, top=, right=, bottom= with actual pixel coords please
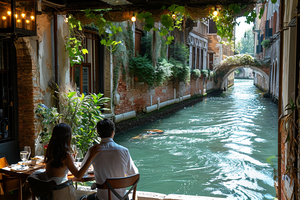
left=134, top=76, right=138, bottom=82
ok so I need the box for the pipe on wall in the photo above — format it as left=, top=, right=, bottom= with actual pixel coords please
left=114, top=111, right=136, bottom=123
left=278, top=0, right=285, bottom=199
left=143, top=95, right=191, bottom=113
left=294, top=0, right=300, bottom=199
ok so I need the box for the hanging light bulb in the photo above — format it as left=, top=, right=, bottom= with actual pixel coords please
left=213, top=7, right=219, bottom=17
left=14, top=14, right=18, bottom=18
left=172, top=12, right=176, bottom=20
left=21, top=12, right=26, bottom=18
left=131, top=14, right=136, bottom=22
left=30, top=15, right=34, bottom=20
left=7, top=10, right=11, bottom=16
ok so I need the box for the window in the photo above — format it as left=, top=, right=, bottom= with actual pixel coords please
left=208, top=19, right=217, bottom=34
left=70, top=30, right=104, bottom=94
left=135, top=29, right=142, bottom=56
left=0, top=40, right=16, bottom=143
left=209, top=53, right=214, bottom=70
left=71, top=63, right=91, bottom=94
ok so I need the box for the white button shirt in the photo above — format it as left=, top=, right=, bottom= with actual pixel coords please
left=82, top=138, right=138, bottom=200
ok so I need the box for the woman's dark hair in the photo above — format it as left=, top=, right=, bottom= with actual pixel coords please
left=97, top=118, right=115, bottom=138
left=45, top=123, right=72, bottom=168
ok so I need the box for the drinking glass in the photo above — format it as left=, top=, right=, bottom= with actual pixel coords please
left=72, top=145, right=77, bottom=160
left=24, top=146, right=31, bottom=165
left=20, top=151, right=28, bottom=167
left=76, top=150, right=83, bottom=162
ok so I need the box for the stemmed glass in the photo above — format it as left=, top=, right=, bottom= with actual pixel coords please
left=20, top=150, right=28, bottom=168
left=71, top=145, right=78, bottom=161
left=24, top=146, right=31, bottom=166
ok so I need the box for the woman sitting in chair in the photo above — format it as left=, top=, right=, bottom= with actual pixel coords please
left=45, top=123, right=100, bottom=184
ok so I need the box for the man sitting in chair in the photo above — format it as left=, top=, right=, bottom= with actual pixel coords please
left=82, top=118, right=139, bottom=200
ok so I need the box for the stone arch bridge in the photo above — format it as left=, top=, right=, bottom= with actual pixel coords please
left=213, top=55, right=270, bottom=91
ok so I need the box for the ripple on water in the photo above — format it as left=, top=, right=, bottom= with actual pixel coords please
left=114, top=79, right=277, bottom=199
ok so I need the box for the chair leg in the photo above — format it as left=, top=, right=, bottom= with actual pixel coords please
left=18, top=178, right=22, bottom=200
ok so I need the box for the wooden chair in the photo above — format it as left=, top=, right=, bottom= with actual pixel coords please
left=91, top=174, right=140, bottom=200
left=0, top=157, right=32, bottom=200
left=0, top=157, right=22, bottom=200
left=27, top=173, right=75, bottom=200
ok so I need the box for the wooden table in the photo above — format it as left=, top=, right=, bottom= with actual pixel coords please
left=0, top=162, right=95, bottom=198
left=0, top=163, right=45, bottom=183
left=68, top=173, right=95, bottom=189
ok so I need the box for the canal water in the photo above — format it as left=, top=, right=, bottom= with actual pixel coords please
left=114, top=79, right=278, bottom=199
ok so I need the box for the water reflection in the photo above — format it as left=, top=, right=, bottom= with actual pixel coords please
left=115, top=79, right=278, bottom=199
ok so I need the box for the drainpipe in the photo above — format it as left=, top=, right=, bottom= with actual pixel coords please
left=278, top=0, right=285, bottom=199
left=294, top=1, right=300, bottom=199
left=54, top=14, right=58, bottom=109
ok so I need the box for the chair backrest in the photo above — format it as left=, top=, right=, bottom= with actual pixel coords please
left=27, top=174, right=75, bottom=200
left=93, top=173, right=140, bottom=200
left=0, top=157, right=8, bottom=169
left=27, top=175, right=57, bottom=199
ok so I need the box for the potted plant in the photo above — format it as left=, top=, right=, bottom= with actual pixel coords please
left=36, top=90, right=110, bottom=154
left=191, top=69, right=201, bottom=78
left=200, top=69, right=209, bottom=78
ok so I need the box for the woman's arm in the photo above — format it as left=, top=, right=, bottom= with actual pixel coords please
left=65, top=144, right=101, bottom=179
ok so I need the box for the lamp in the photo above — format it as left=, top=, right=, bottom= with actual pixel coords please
left=172, top=12, right=176, bottom=20
left=131, top=13, right=136, bottom=22
left=0, top=0, right=36, bottom=37
left=213, top=7, right=219, bottom=17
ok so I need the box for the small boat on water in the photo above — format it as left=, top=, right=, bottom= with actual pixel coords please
left=132, top=129, right=164, bottom=139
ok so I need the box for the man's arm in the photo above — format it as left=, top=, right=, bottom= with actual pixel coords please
left=126, top=151, right=138, bottom=175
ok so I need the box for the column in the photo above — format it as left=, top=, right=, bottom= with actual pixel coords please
left=194, top=46, right=197, bottom=69
left=199, top=47, right=202, bottom=69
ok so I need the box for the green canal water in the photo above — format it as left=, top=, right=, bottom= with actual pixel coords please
left=114, top=79, right=278, bottom=199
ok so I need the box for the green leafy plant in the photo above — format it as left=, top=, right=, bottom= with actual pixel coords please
left=191, top=69, right=201, bottom=78
left=261, top=39, right=271, bottom=49
left=156, top=59, right=174, bottom=85
left=84, top=9, right=122, bottom=51
left=170, top=42, right=189, bottom=65
left=169, top=58, right=190, bottom=82
left=66, top=15, right=89, bottom=66
left=36, top=90, right=110, bottom=154
left=141, top=32, right=153, bottom=61
left=129, top=55, right=155, bottom=87
left=35, top=104, right=62, bottom=144
left=209, top=1, right=277, bottom=42
left=201, top=69, right=209, bottom=77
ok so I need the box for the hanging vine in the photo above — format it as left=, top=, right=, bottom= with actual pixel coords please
left=66, top=1, right=279, bottom=65
left=279, top=98, right=300, bottom=199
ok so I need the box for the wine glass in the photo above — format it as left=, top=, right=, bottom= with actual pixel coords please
left=71, top=145, right=78, bottom=161
left=24, top=146, right=31, bottom=165
left=20, top=151, right=28, bottom=167
left=76, top=149, right=83, bottom=162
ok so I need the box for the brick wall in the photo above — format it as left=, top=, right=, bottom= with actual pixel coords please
left=114, top=71, right=215, bottom=115
left=15, top=39, right=42, bottom=156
